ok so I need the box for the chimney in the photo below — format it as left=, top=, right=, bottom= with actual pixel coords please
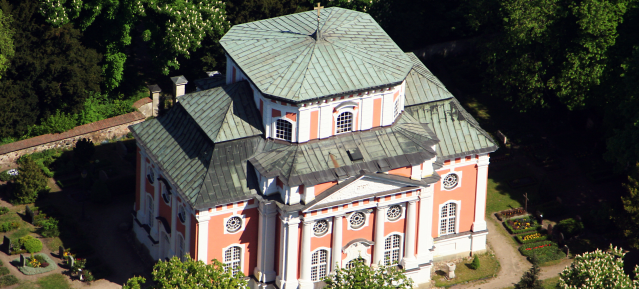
left=170, top=75, right=188, bottom=102
left=147, top=84, right=161, bottom=117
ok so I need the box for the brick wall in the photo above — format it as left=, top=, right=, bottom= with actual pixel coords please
left=0, top=111, right=146, bottom=169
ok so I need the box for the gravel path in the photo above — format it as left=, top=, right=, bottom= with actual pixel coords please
left=451, top=216, right=572, bottom=289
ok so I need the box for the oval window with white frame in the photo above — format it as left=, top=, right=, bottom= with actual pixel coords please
left=161, top=184, right=170, bottom=204
left=147, top=166, right=155, bottom=184
left=313, top=219, right=329, bottom=236
left=387, top=205, right=402, bottom=221
left=226, top=216, right=243, bottom=233
left=178, top=205, right=186, bottom=224
left=443, top=173, right=459, bottom=190
left=349, top=212, right=366, bottom=229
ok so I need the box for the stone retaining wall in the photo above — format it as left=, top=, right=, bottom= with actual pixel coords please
left=0, top=111, right=146, bottom=169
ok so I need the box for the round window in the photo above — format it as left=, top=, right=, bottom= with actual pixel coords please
left=178, top=205, right=186, bottom=223
left=226, top=216, right=242, bottom=233
left=387, top=205, right=402, bottom=221
left=313, top=220, right=329, bottom=236
left=349, top=212, right=366, bottom=229
left=147, top=168, right=155, bottom=184
left=443, top=173, right=459, bottom=189
left=161, top=186, right=170, bottom=204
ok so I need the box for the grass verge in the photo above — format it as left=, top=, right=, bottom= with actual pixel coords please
left=432, top=252, right=500, bottom=287
left=16, top=273, right=70, bottom=289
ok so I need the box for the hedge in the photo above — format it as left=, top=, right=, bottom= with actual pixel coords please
left=504, top=216, right=540, bottom=234
left=12, top=253, right=58, bottom=275
left=515, top=232, right=549, bottom=244
left=519, top=240, right=566, bottom=263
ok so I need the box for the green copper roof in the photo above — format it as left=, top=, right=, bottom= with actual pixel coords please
left=220, top=7, right=414, bottom=102
left=404, top=52, right=454, bottom=106
left=405, top=98, right=498, bottom=159
left=180, top=81, right=263, bottom=143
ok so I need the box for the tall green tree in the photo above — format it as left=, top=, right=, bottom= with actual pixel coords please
left=514, top=254, right=543, bottom=289
left=324, top=259, right=414, bottom=289
left=620, top=163, right=639, bottom=248
left=0, top=7, right=14, bottom=79
left=0, top=0, right=102, bottom=139
left=38, top=0, right=230, bottom=91
left=13, top=157, right=48, bottom=204
left=480, top=0, right=629, bottom=111
left=123, top=255, right=247, bottom=289
left=558, top=245, right=639, bottom=288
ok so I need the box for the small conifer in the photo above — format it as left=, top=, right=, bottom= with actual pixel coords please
left=469, top=255, right=480, bottom=270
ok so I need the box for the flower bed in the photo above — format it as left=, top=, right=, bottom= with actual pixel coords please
left=504, top=216, right=540, bottom=234
left=516, top=232, right=548, bottom=244
left=496, top=208, right=527, bottom=221
left=12, top=253, right=58, bottom=275
left=519, top=241, right=566, bottom=263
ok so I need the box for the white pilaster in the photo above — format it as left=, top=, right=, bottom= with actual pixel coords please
left=299, top=220, right=313, bottom=289
left=276, top=213, right=300, bottom=289
left=170, top=192, right=177, bottom=257
left=196, top=212, right=210, bottom=263
left=332, top=215, right=343, bottom=271
left=411, top=164, right=422, bottom=180
left=319, top=103, right=333, bottom=139
left=254, top=201, right=277, bottom=283
left=401, top=200, right=418, bottom=269
left=302, top=186, right=315, bottom=204
left=417, top=187, right=434, bottom=264
left=473, top=155, right=490, bottom=232
left=373, top=206, right=387, bottom=265
left=381, top=91, right=394, bottom=126
left=137, top=152, right=146, bottom=221
left=184, top=209, right=191, bottom=259
left=152, top=167, right=160, bottom=238
left=360, top=97, right=374, bottom=130
left=298, top=108, right=311, bottom=143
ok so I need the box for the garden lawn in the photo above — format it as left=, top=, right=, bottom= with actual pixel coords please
left=15, top=273, right=70, bottom=289
left=433, top=253, right=500, bottom=287
left=486, top=178, right=522, bottom=216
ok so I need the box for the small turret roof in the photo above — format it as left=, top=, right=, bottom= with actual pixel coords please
left=220, top=7, right=414, bottom=102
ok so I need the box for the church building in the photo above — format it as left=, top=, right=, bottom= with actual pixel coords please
left=129, top=7, right=498, bottom=288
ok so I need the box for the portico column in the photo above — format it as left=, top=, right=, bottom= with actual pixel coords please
left=195, top=212, right=210, bottom=263
left=299, top=220, right=313, bottom=289
left=276, top=213, right=300, bottom=289
left=473, top=155, right=490, bottom=232
left=401, top=200, right=418, bottom=269
left=332, top=215, right=343, bottom=271
left=373, top=205, right=387, bottom=265
left=254, top=201, right=277, bottom=283
left=417, top=187, right=434, bottom=264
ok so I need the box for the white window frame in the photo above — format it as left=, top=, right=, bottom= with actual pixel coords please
left=161, top=181, right=171, bottom=204
left=346, top=210, right=371, bottom=231
left=385, top=203, right=406, bottom=223
left=438, top=200, right=461, bottom=237
left=146, top=165, right=155, bottom=184
left=146, top=194, right=154, bottom=228
left=312, top=218, right=332, bottom=238
left=311, top=247, right=331, bottom=282
left=273, top=117, right=295, bottom=142
left=383, top=233, right=404, bottom=266
left=440, top=171, right=462, bottom=191
left=177, top=233, right=185, bottom=261
left=334, top=108, right=356, bottom=134
left=178, top=204, right=186, bottom=224
left=223, top=214, right=246, bottom=234
left=223, top=244, right=245, bottom=276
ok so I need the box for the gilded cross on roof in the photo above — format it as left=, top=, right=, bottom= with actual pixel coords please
left=314, top=2, right=323, bottom=40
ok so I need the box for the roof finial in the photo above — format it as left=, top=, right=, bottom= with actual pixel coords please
left=314, top=2, right=324, bottom=40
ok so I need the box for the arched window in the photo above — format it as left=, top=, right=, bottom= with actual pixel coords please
left=336, top=112, right=353, bottom=133
left=224, top=246, right=242, bottom=276
left=147, top=195, right=154, bottom=228
left=345, top=257, right=365, bottom=269
left=161, top=183, right=170, bottom=204
left=275, top=119, right=292, bottom=141
left=440, top=202, right=457, bottom=235
left=311, top=249, right=329, bottom=281
left=384, top=234, right=401, bottom=265
left=177, top=234, right=185, bottom=261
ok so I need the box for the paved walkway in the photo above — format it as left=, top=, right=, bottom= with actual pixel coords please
left=451, top=216, right=572, bottom=289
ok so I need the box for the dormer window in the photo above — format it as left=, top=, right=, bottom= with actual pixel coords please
left=275, top=119, right=293, bottom=141
left=336, top=112, right=353, bottom=134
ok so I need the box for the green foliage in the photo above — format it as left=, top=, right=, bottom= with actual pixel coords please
left=28, top=111, right=78, bottom=136
left=0, top=275, right=18, bottom=287
left=324, top=258, right=414, bottom=289
left=77, top=92, right=135, bottom=125
left=504, top=216, right=541, bottom=234
left=0, top=207, right=8, bottom=215
left=516, top=232, right=549, bottom=244
left=469, top=255, right=480, bottom=270
left=0, top=267, right=9, bottom=276
left=0, top=8, right=14, bottom=80
left=519, top=241, right=566, bottom=263
left=39, top=0, right=230, bottom=90
left=13, top=157, right=48, bottom=204
left=90, top=180, right=111, bottom=204
left=36, top=217, right=60, bottom=238
left=0, top=221, right=19, bottom=232
left=514, top=254, right=543, bottom=289
left=0, top=170, right=15, bottom=182
left=557, top=218, right=584, bottom=238
left=558, top=245, right=639, bottom=288
left=0, top=0, right=102, bottom=140
left=620, top=164, right=639, bottom=248
left=73, top=139, right=94, bottom=166
left=137, top=255, right=248, bottom=288
left=20, top=235, right=42, bottom=253
left=480, top=0, right=629, bottom=111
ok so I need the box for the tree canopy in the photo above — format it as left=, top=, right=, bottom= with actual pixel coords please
left=0, top=7, right=14, bottom=80
left=323, top=259, right=414, bottom=289
left=558, top=245, right=639, bottom=288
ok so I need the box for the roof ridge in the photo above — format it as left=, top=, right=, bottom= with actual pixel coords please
left=288, top=42, right=319, bottom=101
left=261, top=40, right=315, bottom=96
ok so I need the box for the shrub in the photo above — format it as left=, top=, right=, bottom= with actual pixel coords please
left=0, top=267, right=8, bottom=276
left=0, top=207, right=8, bottom=215
left=91, top=180, right=112, bottom=204
left=38, top=218, right=60, bottom=238
left=469, top=255, right=480, bottom=270
left=20, top=236, right=42, bottom=253
left=13, top=157, right=49, bottom=204
left=0, top=222, right=19, bottom=232
left=557, top=218, right=584, bottom=238
left=0, top=170, right=16, bottom=182
left=73, top=138, right=95, bottom=166
left=0, top=275, right=18, bottom=287
left=519, top=241, right=566, bottom=263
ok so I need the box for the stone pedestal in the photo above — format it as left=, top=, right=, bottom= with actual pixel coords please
left=446, top=263, right=456, bottom=279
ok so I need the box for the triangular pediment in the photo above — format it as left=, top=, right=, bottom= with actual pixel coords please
left=304, top=175, right=425, bottom=211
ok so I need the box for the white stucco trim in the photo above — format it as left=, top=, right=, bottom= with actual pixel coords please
left=272, top=116, right=297, bottom=142
left=437, top=200, right=461, bottom=237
